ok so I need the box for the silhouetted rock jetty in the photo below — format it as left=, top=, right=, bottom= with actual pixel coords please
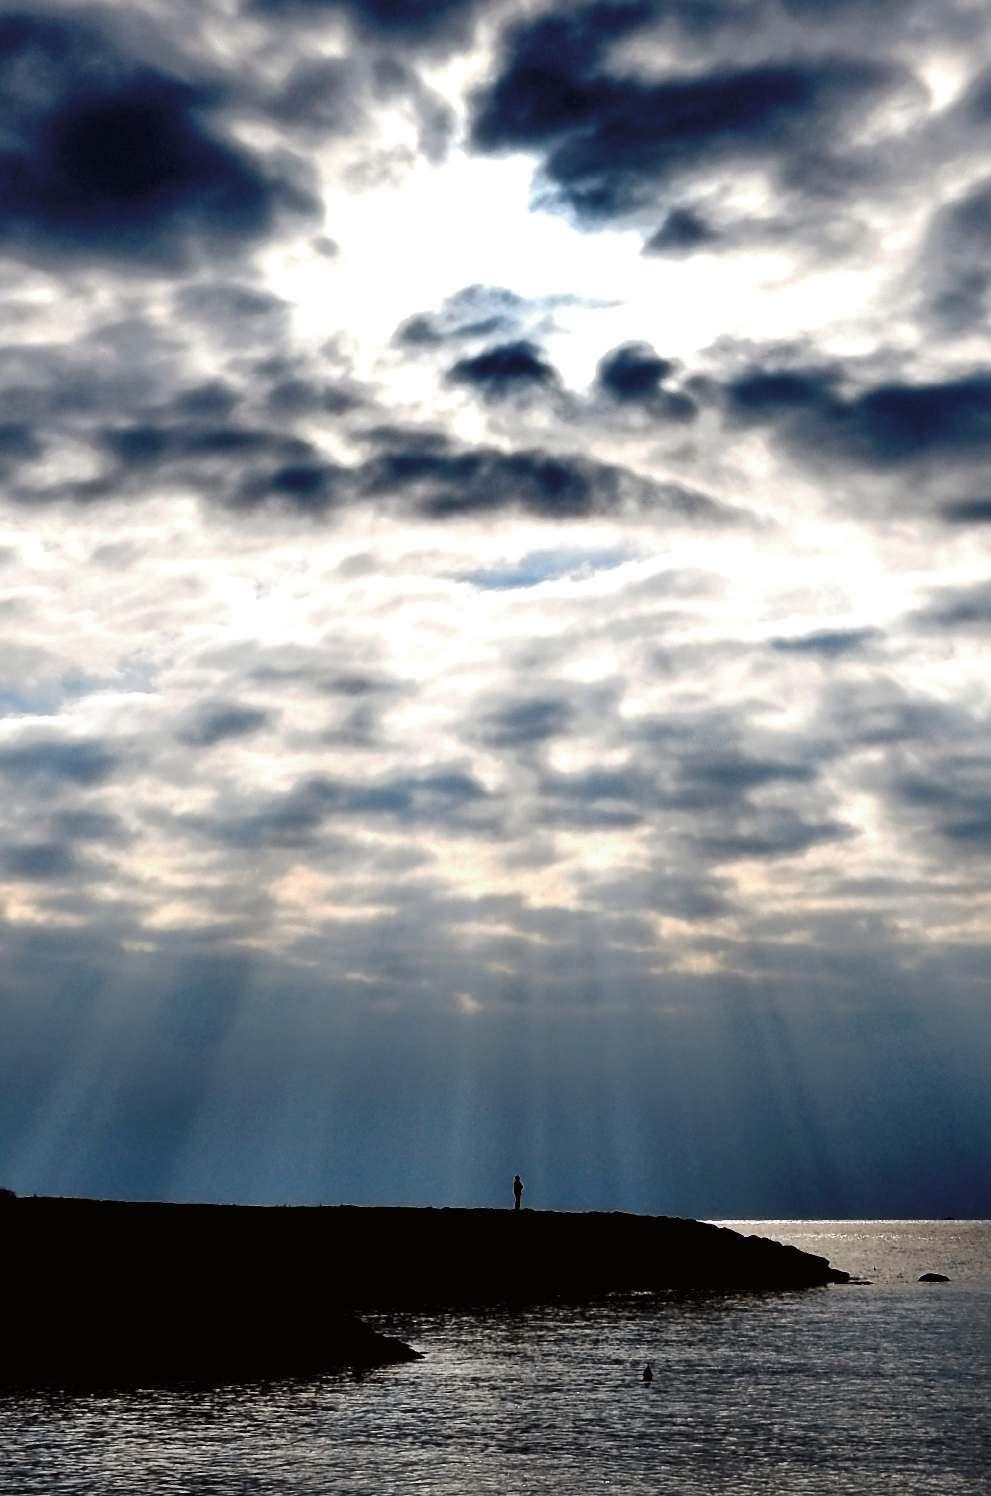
left=3, top=1197, right=848, bottom=1389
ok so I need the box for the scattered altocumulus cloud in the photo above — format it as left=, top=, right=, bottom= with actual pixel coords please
left=1, top=0, right=990, bottom=1215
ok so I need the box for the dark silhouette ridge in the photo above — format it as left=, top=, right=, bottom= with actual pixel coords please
left=3, top=1196, right=849, bottom=1390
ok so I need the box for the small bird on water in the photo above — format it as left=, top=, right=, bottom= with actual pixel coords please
left=642, top=1363, right=653, bottom=1384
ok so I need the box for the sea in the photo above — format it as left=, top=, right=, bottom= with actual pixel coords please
left=2, top=1221, right=988, bottom=1495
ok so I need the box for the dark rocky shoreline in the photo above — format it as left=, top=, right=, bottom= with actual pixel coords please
left=2, top=1196, right=849, bottom=1389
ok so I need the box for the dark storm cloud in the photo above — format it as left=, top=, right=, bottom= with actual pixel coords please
left=717, top=361, right=991, bottom=472
left=0, top=422, right=43, bottom=466
left=0, top=10, right=318, bottom=270
left=3, top=331, right=738, bottom=522
left=940, top=498, right=991, bottom=525
left=446, top=340, right=560, bottom=400
left=99, top=422, right=307, bottom=469
left=0, top=303, right=375, bottom=513
left=722, top=365, right=843, bottom=422
left=87, top=414, right=348, bottom=516
left=595, top=342, right=697, bottom=420
left=359, top=428, right=738, bottom=523
left=0, top=737, right=119, bottom=788
left=85, top=406, right=345, bottom=514
left=235, top=459, right=345, bottom=513
left=917, top=176, right=991, bottom=335
left=177, top=703, right=273, bottom=748
left=173, top=380, right=241, bottom=422
left=597, top=343, right=674, bottom=400
left=644, top=206, right=721, bottom=254
left=245, top=0, right=488, bottom=49
left=470, top=1, right=905, bottom=224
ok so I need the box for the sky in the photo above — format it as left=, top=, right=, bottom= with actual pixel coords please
left=1, top=0, right=990, bottom=1217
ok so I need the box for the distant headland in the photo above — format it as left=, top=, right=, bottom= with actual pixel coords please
left=2, top=1195, right=849, bottom=1390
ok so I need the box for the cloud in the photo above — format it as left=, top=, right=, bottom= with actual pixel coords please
left=917, top=176, right=991, bottom=334
left=359, top=428, right=740, bottom=523
left=0, top=10, right=318, bottom=270
left=597, top=343, right=674, bottom=400
left=716, top=360, right=991, bottom=474
left=236, top=459, right=344, bottom=513
left=177, top=703, right=273, bottom=747
left=175, top=283, right=291, bottom=346
left=940, top=498, right=991, bottom=525
left=245, top=0, right=489, bottom=50
left=595, top=341, right=697, bottom=419
left=770, top=627, right=881, bottom=657
left=190, top=766, right=497, bottom=849
left=396, top=285, right=537, bottom=347
left=0, top=737, right=119, bottom=788
left=51, top=809, right=130, bottom=845
left=395, top=284, right=610, bottom=351
left=266, top=55, right=366, bottom=137
left=446, top=340, right=560, bottom=400
left=2, top=841, right=81, bottom=882
left=262, top=46, right=455, bottom=162
left=470, top=3, right=906, bottom=225
left=691, top=808, right=853, bottom=863
left=82, top=409, right=344, bottom=515
left=3, top=0, right=990, bottom=1219
left=890, top=750, right=991, bottom=852
left=910, top=580, right=991, bottom=632
left=644, top=206, right=722, bottom=255
left=474, top=695, right=574, bottom=750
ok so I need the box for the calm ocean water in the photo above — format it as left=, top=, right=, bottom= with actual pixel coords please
left=2, top=1221, right=989, bottom=1495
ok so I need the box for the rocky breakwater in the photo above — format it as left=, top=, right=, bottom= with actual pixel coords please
left=2, top=1195, right=419, bottom=1390
left=2, top=1198, right=848, bottom=1387
left=321, top=1206, right=850, bottom=1308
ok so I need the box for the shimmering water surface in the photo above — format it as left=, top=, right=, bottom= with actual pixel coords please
left=3, top=1222, right=989, bottom=1494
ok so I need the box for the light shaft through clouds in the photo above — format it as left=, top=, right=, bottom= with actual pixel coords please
left=0, top=0, right=989, bottom=1216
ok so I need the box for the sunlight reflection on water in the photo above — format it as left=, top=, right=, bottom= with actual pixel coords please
left=3, top=1225, right=990, bottom=1495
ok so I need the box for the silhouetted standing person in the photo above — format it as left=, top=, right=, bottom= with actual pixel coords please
left=513, top=1173, right=523, bottom=1211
